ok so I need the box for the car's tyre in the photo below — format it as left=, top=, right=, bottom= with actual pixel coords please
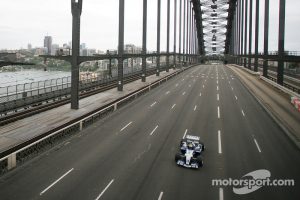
left=200, top=142, right=205, bottom=151
left=175, top=153, right=184, bottom=162
left=197, top=156, right=203, bottom=167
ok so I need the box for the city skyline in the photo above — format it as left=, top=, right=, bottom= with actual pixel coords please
left=0, top=0, right=300, bottom=52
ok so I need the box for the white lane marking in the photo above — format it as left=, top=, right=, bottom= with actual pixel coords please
left=217, top=80, right=219, bottom=84
left=171, top=104, right=176, bottom=110
left=158, top=191, right=164, bottom=200
left=182, top=92, right=186, bottom=95
left=194, top=105, right=197, bottom=111
left=235, top=95, right=238, bottom=100
left=218, top=130, right=222, bottom=154
left=150, top=125, right=159, bottom=136
left=175, top=83, right=178, bottom=87
left=241, top=110, right=245, bottom=117
left=182, top=79, right=185, bottom=81
left=40, top=168, right=74, bottom=195
left=120, top=122, right=132, bottom=132
left=189, top=84, right=191, bottom=87
left=231, top=87, right=234, bottom=90
left=165, top=91, right=170, bottom=95
left=217, top=94, right=219, bottom=101
left=150, top=102, right=157, bottom=107
left=95, top=179, right=114, bottom=200
left=199, top=92, right=202, bottom=97
left=203, top=85, right=205, bottom=88
left=217, top=106, right=220, bottom=119
left=183, top=129, right=188, bottom=139
left=217, top=86, right=219, bottom=91
left=254, top=139, right=262, bottom=153
left=219, top=188, right=224, bottom=200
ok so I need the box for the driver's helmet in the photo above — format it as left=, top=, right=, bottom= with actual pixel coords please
left=187, top=142, right=194, bottom=150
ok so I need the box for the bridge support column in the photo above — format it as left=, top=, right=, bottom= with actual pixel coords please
left=241, top=0, right=244, bottom=67
left=179, top=0, right=182, bottom=67
left=142, top=0, right=147, bottom=82
left=263, top=0, right=269, bottom=78
left=254, top=0, right=259, bottom=72
left=173, top=0, right=177, bottom=69
left=183, top=0, right=186, bottom=66
left=70, top=0, right=82, bottom=110
left=244, top=0, right=248, bottom=68
left=156, top=0, right=161, bottom=76
left=277, top=0, right=286, bottom=85
left=118, top=0, right=125, bottom=91
left=248, top=0, right=253, bottom=69
left=166, top=0, right=170, bottom=72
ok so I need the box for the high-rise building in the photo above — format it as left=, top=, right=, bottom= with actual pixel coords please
left=27, top=43, right=32, bottom=50
left=44, top=36, right=52, bottom=55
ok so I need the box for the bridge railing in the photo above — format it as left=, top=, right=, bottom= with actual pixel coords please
left=0, top=64, right=162, bottom=104
left=0, top=65, right=194, bottom=175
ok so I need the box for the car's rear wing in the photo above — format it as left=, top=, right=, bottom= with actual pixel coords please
left=186, top=135, right=200, bottom=141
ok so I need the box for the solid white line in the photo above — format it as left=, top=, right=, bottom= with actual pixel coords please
left=254, top=139, right=262, bottom=153
left=182, top=92, right=186, bottom=95
left=218, top=130, right=222, bottom=154
left=158, top=191, right=164, bottom=200
left=150, top=102, right=157, bottom=107
left=217, top=106, right=220, bottom=119
left=183, top=129, right=188, bottom=139
left=150, top=125, right=159, bottom=136
left=165, top=91, right=170, bottom=95
left=95, top=179, right=114, bottom=200
left=217, top=94, right=219, bottom=101
left=235, top=95, right=238, bottom=100
left=40, top=168, right=74, bottom=195
left=241, top=110, right=245, bottom=117
left=194, top=105, right=197, bottom=111
left=120, top=122, right=132, bottom=132
left=219, top=188, right=224, bottom=200
left=171, top=104, right=176, bottom=109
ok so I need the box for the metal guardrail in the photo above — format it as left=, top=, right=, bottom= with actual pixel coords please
left=0, top=65, right=193, bottom=174
left=0, top=65, right=168, bottom=114
left=0, top=65, right=159, bottom=103
left=260, top=76, right=300, bottom=99
left=231, top=64, right=300, bottom=94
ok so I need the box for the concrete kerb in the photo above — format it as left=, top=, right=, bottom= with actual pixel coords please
left=227, top=65, right=300, bottom=150
left=0, top=65, right=195, bottom=172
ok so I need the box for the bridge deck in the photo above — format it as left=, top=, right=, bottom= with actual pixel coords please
left=0, top=69, right=179, bottom=153
left=228, top=65, right=300, bottom=147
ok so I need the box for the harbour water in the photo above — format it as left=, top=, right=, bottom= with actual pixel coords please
left=0, top=70, right=71, bottom=87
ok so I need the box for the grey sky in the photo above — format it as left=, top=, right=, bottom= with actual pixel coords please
left=0, top=0, right=299, bottom=52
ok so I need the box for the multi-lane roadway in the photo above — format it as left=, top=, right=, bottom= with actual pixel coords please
left=0, top=65, right=299, bottom=200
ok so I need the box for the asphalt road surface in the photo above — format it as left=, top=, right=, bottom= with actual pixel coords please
left=0, top=65, right=299, bottom=200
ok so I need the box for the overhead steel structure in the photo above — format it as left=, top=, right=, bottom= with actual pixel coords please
left=40, top=0, right=300, bottom=109
left=41, top=0, right=203, bottom=110
left=225, top=0, right=300, bottom=87
left=200, top=0, right=230, bottom=55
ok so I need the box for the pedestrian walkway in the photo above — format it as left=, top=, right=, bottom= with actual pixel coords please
left=0, top=69, right=180, bottom=153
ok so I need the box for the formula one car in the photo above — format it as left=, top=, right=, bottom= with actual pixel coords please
left=175, top=135, right=204, bottom=169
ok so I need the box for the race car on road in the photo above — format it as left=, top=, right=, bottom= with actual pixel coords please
left=175, top=135, right=205, bottom=169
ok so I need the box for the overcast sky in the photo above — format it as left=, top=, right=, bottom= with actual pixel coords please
left=0, top=0, right=299, bottom=52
